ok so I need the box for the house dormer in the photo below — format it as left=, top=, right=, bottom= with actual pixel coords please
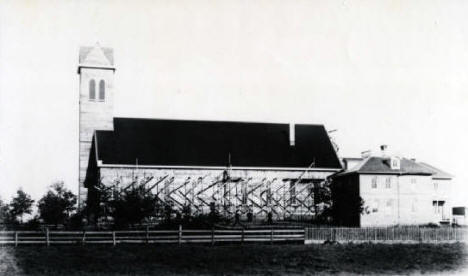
left=390, top=156, right=400, bottom=170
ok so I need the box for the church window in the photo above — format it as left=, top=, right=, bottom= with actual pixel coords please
left=266, top=187, right=272, bottom=205
left=89, top=79, right=96, bottom=100
left=289, top=182, right=296, bottom=204
left=242, top=182, right=248, bottom=205
left=99, top=80, right=105, bottom=101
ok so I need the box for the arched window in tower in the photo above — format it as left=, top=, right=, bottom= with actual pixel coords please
left=89, top=79, right=96, bottom=101
left=99, top=80, right=105, bottom=101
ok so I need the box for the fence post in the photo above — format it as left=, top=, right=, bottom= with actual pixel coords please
left=330, top=228, right=333, bottom=241
left=211, top=227, right=215, bottom=246
left=178, top=225, right=182, bottom=245
left=46, top=228, right=50, bottom=247
left=303, top=227, right=306, bottom=244
left=241, top=228, right=245, bottom=244
left=270, top=228, right=273, bottom=244
left=14, top=231, right=18, bottom=247
left=112, top=231, right=116, bottom=246
left=82, top=230, right=86, bottom=245
left=418, top=226, right=422, bottom=243
left=146, top=226, right=149, bottom=244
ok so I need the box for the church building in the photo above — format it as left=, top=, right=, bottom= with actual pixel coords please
left=78, top=44, right=342, bottom=220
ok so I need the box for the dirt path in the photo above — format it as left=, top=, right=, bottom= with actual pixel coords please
left=0, top=247, right=23, bottom=275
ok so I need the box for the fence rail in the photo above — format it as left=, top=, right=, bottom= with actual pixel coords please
left=2, top=227, right=465, bottom=246
left=0, top=227, right=305, bottom=246
left=305, top=227, right=468, bottom=243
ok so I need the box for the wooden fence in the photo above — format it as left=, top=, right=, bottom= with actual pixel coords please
left=305, top=227, right=468, bottom=243
left=2, top=227, right=466, bottom=246
left=0, top=227, right=305, bottom=246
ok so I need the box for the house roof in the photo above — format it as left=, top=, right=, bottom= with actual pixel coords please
left=332, top=156, right=434, bottom=177
left=341, top=157, right=364, bottom=170
left=94, top=117, right=342, bottom=169
left=418, top=162, right=453, bottom=179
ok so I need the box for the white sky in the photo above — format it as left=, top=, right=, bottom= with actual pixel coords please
left=0, top=0, right=467, bottom=206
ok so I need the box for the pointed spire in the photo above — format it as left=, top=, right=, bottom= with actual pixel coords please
left=78, top=42, right=115, bottom=73
left=82, top=43, right=111, bottom=66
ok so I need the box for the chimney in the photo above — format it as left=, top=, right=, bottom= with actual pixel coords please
left=380, top=145, right=388, bottom=157
left=289, top=123, right=295, bottom=146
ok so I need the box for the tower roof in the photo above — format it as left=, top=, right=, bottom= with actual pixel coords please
left=78, top=43, right=114, bottom=71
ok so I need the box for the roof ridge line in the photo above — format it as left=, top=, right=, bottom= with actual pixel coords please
left=113, top=116, right=325, bottom=126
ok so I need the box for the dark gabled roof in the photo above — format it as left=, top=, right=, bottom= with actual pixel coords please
left=94, top=117, right=342, bottom=169
left=332, top=156, right=434, bottom=177
left=418, top=162, right=453, bottom=179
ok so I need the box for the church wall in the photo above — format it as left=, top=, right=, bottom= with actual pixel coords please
left=96, top=167, right=337, bottom=220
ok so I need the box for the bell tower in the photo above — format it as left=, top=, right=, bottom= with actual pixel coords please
left=78, top=43, right=115, bottom=208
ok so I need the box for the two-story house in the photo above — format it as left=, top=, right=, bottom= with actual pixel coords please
left=330, top=154, right=452, bottom=227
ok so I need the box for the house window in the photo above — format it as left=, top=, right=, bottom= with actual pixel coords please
left=99, top=80, right=105, bottom=101
left=439, top=201, right=445, bottom=217
left=385, top=177, right=391, bottom=188
left=290, top=182, right=296, bottom=205
left=371, top=177, right=377, bottom=189
left=372, top=199, right=379, bottom=212
left=433, top=200, right=445, bottom=214
left=411, top=198, right=418, bottom=212
left=89, top=79, right=96, bottom=100
left=410, top=178, right=417, bottom=191
left=385, top=199, right=393, bottom=214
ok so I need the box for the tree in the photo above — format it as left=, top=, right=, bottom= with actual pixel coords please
left=312, top=181, right=332, bottom=223
left=37, top=182, right=77, bottom=226
left=0, top=198, right=10, bottom=225
left=9, top=189, right=34, bottom=224
left=109, top=185, right=157, bottom=228
left=85, top=181, right=114, bottom=225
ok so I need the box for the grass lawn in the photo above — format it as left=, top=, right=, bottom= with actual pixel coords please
left=1, top=243, right=466, bottom=275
